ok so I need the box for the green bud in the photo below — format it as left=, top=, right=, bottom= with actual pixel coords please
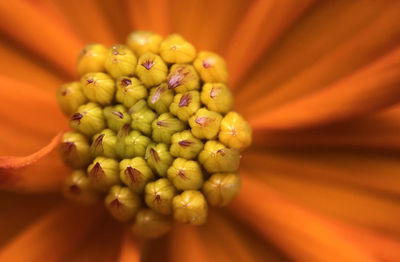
left=103, top=104, right=132, bottom=132
left=169, top=91, right=201, bottom=122
left=128, top=100, right=157, bottom=136
left=91, top=129, right=117, bottom=158
left=198, top=141, right=240, bottom=173
left=131, top=208, right=172, bottom=239
left=200, top=83, right=233, bottom=114
left=69, top=102, right=105, bottom=137
left=104, top=185, right=141, bottom=222
left=167, top=64, right=200, bottom=93
left=188, top=107, right=222, bottom=140
left=202, top=173, right=241, bottom=207
left=62, top=170, right=100, bottom=205
left=59, top=131, right=92, bottom=169
left=120, top=157, right=154, bottom=194
left=152, top=113, right=185, bottom=144
left=145, top=143, right=173, bottom=177
left=172, top=190, right=207, bottom=225
left=147, top=84, right=174, bottom=114
left=116, top=128, right=152, bottom=159
left=115, top=76, right=148, bottom=108
left=87, top=157, right=120, bottom=191
left=169, top=130, right=203, bottom=160
left=167, top=158, right=203, bottom=190
left=160, top=34, right=196, bottom=64
left=77, top=43, right=108, bottom=76
left=56, top=82, right=87, bottom=116
left=80, top=72, right=115, bottom=106
left=193, top=51, right=228, bottom=83
left=219, top=112, right=252, bottom=151
left=136, top=52, right=168, bottom=87
left=145, top=178, right=177, bottom=215
left=126, top=31, right=163, bottom=56
left=104, top=44, right=137, bottom=78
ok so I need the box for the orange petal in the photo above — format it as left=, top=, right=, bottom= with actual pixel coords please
left=0, top=204, right=103, bottom=262
left=118, top=232, right=140, bottom=262
left=96, top=0, right=131, bottom=42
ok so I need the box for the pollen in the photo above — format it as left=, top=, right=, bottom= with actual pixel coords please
left=57, top=30, right=252, bottom=239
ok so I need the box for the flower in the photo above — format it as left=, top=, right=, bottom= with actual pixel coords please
left=1, top=0, right=400, bottom=261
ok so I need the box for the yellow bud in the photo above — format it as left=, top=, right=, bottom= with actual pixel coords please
left=131, top=209, right=172, bottom=239
left=103, top=104, right=132, bottom=132
left=170, top=130, right=203, bottom=160
left=115, top=76, right=147, bottom=108
left=172, top=190, right=207, bottom=225
left=104, top=185, right=141, bottom=222
left=129, top=100, right=157, bottom=136
left=219, top=112, right=252, bottom=151
left=167, top=64, right=200, bottom=93
left=159, top=34, right=196, bottom=64
left=152, top=113, right=185, bottom=144
left=136, top=52, right=168, bottom=87
left=62, top=170, right=100, bottom=205
left=105, top=44, right=137, bottom=78
left=126, top=31, right=163, bottom=56
left=145, top=143, right=173, bottom=177
left=145, top=178, right=177, bottom=215
left=59, top=131, right=92, bottom=169
left=56, top=82, right=87, bottom=116
left=198, top=141, right=240, bottom=173
left=169, top=91, right=201, bottom=122
left=87, top=157, right=120, bottom=191
left=91, top=129, right=117, bottom=158
left=120, top=157, right=154, bottom=194
left=116, top=129, right=151, bottom=159
left=69, top=102, right=105, bottom=137
left=80, top=72, right=115, bottom=106
left=167, top=158, right=203, bottom=190
left=200, top=83, right=233, bottom=114
left=77, top=43, right=108, bottom=76
left=147, top=84, right=174, bottom=114
left=188, top=107, right=222, bottom=140
left=193, top=51, right=228, bottom=83
left=202, top=173, right=241, bottom=207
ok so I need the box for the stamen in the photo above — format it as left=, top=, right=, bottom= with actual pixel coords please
left=141, top=60, right=155, bottom=70
left=178, top=140, right=193, bottom=147
left=178, top=93, right=192, bottom=107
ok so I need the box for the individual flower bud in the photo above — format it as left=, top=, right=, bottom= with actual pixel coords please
left=104, top=185, right=141, bottom=222
left=152, top=113, right=185, bottom=144
left=219, top=112, right=252, bottom=151
left=145, top=178, right=177, bottom=215
left=159, top=34, right=196, bottom=63
left=172, top=190, right=207, bottom=226
left=131, top=209, right=172, bottom=239
left=167, top=64, right=200, bottom=93
left=69, top=102, right=105, bottom=137
left=116, top=128, right=152, bottom=159
left=188, top=108, right=222, bottom=139
left=105, top=44, right=137, bottom=78
left=87, top=157, right=120, bottom=191
left=77, top=43, right=108, bottom=76
left=62, top=170, right=100, bottom=205
left=80, top=72, right=115, bottom=106
left=56, top=82, right=87, bottom=116
left=59, top=131, right=92, bottom=168
left=200, top=83, right=233, bottom=114
left=169, top=91, right=201, bottom=121
left=136, top=52, right=168, bottom=87
left=126, top=31, right=163, bottom=55
left=91, top=129, right=117, bottom=158
left=198, top=141, right=240, bottom=173
left=103, top=104, right=131, bottom=132
left=145, top=143, right=173, bottom=177
left=129, top=100, right=157, bottom=136
left=120, top=157, right=154, bottom=194
left=147, top=84, right=174, bottom=114
left=167, top=158, right=204, bottom=190
left=115, top=76, right=147, bottom=108
left=202, top=173, right=241, bottom=207
left=193, top=51, right=228, bottom=83
left=170, top=130, right=203, bottom=160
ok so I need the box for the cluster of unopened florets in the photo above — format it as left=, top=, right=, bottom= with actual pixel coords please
left=56, top=31, right=252, bottom=239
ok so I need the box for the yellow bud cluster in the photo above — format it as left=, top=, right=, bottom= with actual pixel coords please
left=57, top=30, right=252, bottom=239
